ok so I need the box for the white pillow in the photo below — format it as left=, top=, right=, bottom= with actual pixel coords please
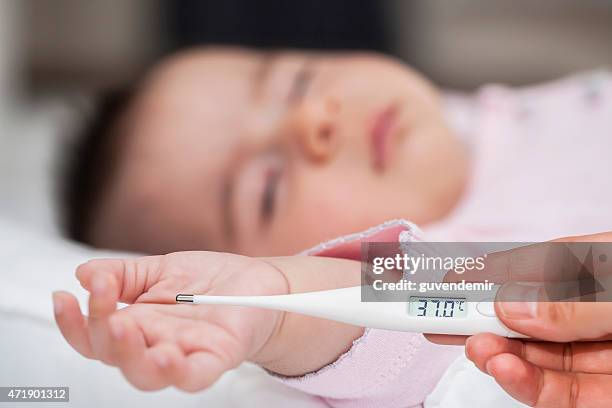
left=0, top=103, right=69, bottom=236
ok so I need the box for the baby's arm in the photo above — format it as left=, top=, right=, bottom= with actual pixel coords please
left=54, top=251, right=460, bottom=406
left=252, top=256, right=365, bottom=375
left=53, top=252, right=364, bottom=389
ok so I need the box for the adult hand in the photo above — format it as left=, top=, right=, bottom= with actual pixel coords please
left=428, top=232, right=612, bottom=407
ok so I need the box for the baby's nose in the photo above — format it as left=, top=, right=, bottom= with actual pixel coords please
left=294, top=98, right=341, bottom=164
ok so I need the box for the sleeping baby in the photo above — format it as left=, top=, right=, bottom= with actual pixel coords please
left=55, top=47, right=612, bottom=407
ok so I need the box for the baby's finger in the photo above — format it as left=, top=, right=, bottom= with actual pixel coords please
left=145, top=343, right=189, bottom=388
left=77, top=256, right=164, bottom=304
left=487, top=353, right=612, bottom=407
left=87, top=273, right=120, bottom=365
left=109, top=315, right=174, bottom=391
left=154, top=322, right=240, bottom=392
left=53, top=291, right=94, bottom=358
left=175, top=351, right=227, bottom=392
left=467, top=333, right=612, bottom=375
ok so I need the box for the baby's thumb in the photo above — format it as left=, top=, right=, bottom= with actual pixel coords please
left=76, top=257, right=164, bottom=304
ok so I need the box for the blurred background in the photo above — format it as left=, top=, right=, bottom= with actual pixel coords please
left=1, top=0, right=611, bottom=232
left=18, top=0, right=612, bottom=92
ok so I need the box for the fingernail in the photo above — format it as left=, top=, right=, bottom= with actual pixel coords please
left=152, top=352, right=169, bottom=368
left=52, top=293, right=63, bottom=315
left=485, top=359, right=494, bottom=376
left=499, top=302, right=537, bottom=319
left=109, top=317, right=124, bottom=340
left=91, top=275, right=107, bottom=296
left=464, top=336, right=473, bottom=360
left=498, top=282, right=540, bottom=319
left=75, top=264, right=87, bottom=280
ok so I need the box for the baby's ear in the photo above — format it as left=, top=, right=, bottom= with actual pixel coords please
left=303, top=220, right=420, bottom=261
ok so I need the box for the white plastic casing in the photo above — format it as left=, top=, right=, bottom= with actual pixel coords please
left=189, top=286, right=527, bottom=338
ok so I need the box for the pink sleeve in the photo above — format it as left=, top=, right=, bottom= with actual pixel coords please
left=275, top=329, right=461, bottom=408
left=269, top=220, right=461, bottom=407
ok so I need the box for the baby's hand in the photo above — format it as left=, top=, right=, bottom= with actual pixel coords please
left=52, top=252, right=288, bottom=392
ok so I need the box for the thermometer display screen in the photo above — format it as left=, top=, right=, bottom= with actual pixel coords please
left=408, top=297, right=467, bottom=318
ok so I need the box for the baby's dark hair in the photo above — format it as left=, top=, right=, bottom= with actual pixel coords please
left=62, top=88, right=137, bottom=244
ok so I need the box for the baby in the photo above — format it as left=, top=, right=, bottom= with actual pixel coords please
left=56, top=47, right=612, bottom=406
left=63, top=47, right=468, bottom=256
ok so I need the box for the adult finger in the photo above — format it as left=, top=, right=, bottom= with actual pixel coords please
left=466, top=333, right=612, bottom=375
left=496, top=300, right=612, bottom=342
left=445, top=241, right=590, bottom=284
left=424, top=334, right=468, bottom=345
left=486, top=352, right=612, bottom=408
left=445, top=232, right=612, bottom=286
left=437, top=233, right=612, bottom=345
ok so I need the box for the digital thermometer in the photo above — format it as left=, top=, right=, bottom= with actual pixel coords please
left=176, top=286, right=527, bottom=338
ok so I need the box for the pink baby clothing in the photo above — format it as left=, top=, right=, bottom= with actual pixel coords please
left=428, top=70, right=612, bottom=242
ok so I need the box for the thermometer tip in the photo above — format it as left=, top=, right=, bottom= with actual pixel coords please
left=176, top=294, right=194, bottom=303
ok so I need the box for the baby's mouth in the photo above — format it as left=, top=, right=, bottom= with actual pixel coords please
left=370, top=103, right=400, bottom=173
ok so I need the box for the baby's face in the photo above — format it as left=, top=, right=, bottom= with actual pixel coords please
left=93, top=48, right=468, bottom=256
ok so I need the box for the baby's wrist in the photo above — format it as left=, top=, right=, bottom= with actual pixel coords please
left=247, top=259, right=291, bottom=366
left=247, top=256, right=364, bottom=375
left=248, top=310, right=288, bottom=367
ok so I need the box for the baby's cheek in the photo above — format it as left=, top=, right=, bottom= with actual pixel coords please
left=295, top=189, right=370, bottom=235
left=262, top=167, right=380, bottom=254
left=263, top=199, right=342, bottom=255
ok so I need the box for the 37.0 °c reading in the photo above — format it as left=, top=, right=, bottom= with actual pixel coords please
left=408, top=297, right=467, bottom=318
